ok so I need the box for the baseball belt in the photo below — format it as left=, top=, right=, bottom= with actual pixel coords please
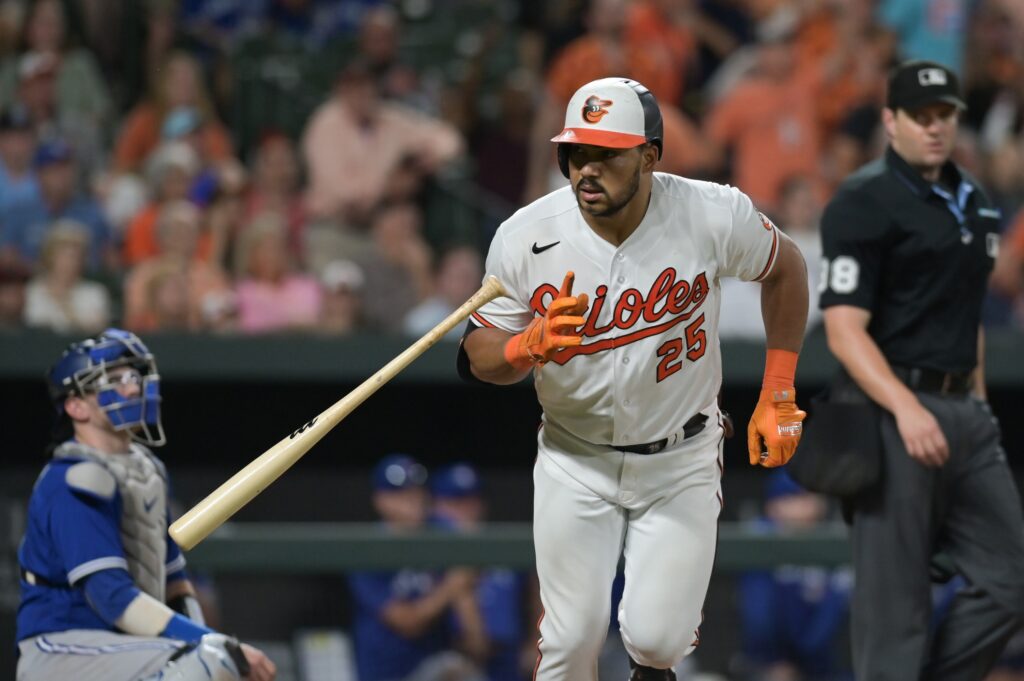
left=613, top=413, right=709, bottom=455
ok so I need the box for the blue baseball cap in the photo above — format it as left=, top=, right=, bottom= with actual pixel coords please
left=431, top=462, right=481, bottom=499
left=372, top=454, right=427, bottom=491
left=33, top=139, right=73, bottom=168
left=764, top=470, right=805, bottom=502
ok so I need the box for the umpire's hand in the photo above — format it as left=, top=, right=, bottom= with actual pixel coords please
left=892, top=396, right=949, bottom=467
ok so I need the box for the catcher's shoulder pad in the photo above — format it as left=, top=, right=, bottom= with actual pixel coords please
left=65, top=461, right=116, bottom=501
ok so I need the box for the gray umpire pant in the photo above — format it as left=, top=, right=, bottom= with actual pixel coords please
left=851, top=393, right=1024, bottom=681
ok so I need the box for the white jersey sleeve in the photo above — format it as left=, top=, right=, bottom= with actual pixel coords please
left=717, top=186, right=780, bottom=282
left=471, top=227, right=533, bottom=333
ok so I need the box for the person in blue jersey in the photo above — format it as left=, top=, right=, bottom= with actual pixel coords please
left=430, top=462, right=533, bottom=681
left=735, top=471, right=852, bottom=681
left=15, top=328, right=276, bottom=681
left=348, top=453, right=487, bottom=681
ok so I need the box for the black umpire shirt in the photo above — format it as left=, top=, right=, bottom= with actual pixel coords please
left=819, top=146, right=1001, bottom=374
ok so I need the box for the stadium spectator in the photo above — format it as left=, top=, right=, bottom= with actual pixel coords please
left=1, top=138, right=113, bottom=273
left=233, top=212, right=322, bottom=334
left=243, top=132, right=306, bottom=264
left=122, top=200, right=232, bottom=332
left=113, top=50, right=233, bottom=173
left=0, top=261, right=30, bottom=327
left=705, top=29, right=822, bottom=212
left=23, top=219, right=111, bottom=333
left=0, top=103, right=39, bottom=213
left=0, top=0, right=112, bottom=162
left=356, top=4, right=431, bottom=112
left=121, top=141, right=202, bottom=267
left=991, top=208, right=1024, bottom=327
left=302, top=57, right=463, bottom=225
left=734, top=470, right=852, bottom=681
left=317, top=258, right=365, bottom=335
left=347, top=453, right=487, bottom=681
left=357, top=203, right=433, bottom=333
left=404, top=244, right=483, bottom=340
left=876, top=0, right=968, bottom=73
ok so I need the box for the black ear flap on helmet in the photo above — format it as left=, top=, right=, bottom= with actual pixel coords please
left=557, top=144, right=571, bottom=179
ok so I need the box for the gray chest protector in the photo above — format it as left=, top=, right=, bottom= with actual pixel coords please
left=55, top=442, right=169, bottom=601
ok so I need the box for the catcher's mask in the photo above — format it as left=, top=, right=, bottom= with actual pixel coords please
left=47, top=328, right=165, bottom=446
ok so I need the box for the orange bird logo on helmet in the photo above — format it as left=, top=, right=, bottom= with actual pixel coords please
left=582, top=95, right=613, bottom=124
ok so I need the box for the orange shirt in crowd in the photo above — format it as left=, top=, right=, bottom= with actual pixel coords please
left=705, top=77, right=821, bottom=209
left=122, top=203, right=214, bottom=267
left=113, top=103, right=234, bottom=173
left=625, top=0, right=696, bottom=106
left=545, top=36, right=680, bottom=108
left=793, top=11, right=883, bottom=133
left=659, top=103, right=718, bottom=176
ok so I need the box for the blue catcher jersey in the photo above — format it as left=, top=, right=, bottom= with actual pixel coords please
left=16, top=455, right=185, bottom=641
left=347, top=568, right=453, bottom=681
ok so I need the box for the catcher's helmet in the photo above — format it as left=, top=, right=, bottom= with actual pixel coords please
left=552, top=77, right=663, bottom=178
left=47, top=328, right=165, bottom=446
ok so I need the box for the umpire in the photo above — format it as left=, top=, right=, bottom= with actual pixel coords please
left=819, top=60, right=1024, bottom=681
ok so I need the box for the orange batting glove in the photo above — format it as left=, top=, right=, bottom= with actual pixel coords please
left=504, top=271, right=589, bottom=369
left=747, top=349, right=806, bottom=467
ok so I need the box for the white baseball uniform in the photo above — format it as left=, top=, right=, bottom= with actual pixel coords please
left=470, top=172, right=780, bottom=679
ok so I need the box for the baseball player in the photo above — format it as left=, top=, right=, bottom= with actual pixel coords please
left=457, top=78, right=809, bottom=681
left=431, top=462, right=532, bottom=681
left=15, top=328, right=276, bottom=681
left=347, top=454, right=488, bottom=681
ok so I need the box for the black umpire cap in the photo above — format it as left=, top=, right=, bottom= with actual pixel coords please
left=887, top=60, right=966, bottom=112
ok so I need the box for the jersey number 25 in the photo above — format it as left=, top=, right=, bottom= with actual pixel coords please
left=656, top=314, right=708, bottom=383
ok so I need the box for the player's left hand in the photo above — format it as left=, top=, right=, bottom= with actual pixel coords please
left=747, top=388, right=806, bottom=467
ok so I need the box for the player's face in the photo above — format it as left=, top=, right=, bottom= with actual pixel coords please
left=567, top=144, right=644, bottom=218
left=75, top=367, right=144, bottom=433
left=885, top=103, right=959, bottom=175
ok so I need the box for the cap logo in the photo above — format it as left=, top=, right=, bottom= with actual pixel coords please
left=918, top=68, right=948, bottom=87
left=582, top=95, right=612, bottom=124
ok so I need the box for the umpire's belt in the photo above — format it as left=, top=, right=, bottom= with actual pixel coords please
left=613, top=413, right=708, bottom=455
left=892, top=366, right=972, bottom=396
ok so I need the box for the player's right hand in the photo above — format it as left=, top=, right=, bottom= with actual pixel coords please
left=504, top=271, right=589, bottom=368
left=240, top=643, right=277, bottom=681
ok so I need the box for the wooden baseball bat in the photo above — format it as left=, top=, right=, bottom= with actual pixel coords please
left=169, top=275, right=508, bottom=550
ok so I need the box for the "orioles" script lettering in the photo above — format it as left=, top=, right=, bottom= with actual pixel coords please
left=528, top=268, right=709, bottom=365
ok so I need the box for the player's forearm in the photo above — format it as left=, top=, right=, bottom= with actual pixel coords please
left=759, top=235, right=808, bottom=353
left=381, top=579, right=462, bottom=637
left=823, top=310, right=917, bottom=414
left=464, top=327, right=533, bottom=385
left=451, top=591, right=490, bottom=662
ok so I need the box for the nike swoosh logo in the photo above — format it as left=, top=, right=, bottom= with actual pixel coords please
left=143, top=496, right=157, bottom=513
left=532, top=241, right=560, bottom=254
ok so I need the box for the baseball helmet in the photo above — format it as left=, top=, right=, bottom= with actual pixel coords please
left=47, top=328, right=165, bottom=446
left=551, top=77, right=663, bottom=178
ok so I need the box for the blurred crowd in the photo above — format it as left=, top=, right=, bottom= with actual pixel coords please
left=0, top=0, right=1023, bottom=338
